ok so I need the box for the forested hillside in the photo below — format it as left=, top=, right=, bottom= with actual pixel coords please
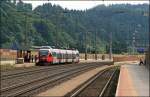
left=0, top=0, right=149, bottom=53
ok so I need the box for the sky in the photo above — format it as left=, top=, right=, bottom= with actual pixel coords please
left=23, top=1, right=149, bottom=10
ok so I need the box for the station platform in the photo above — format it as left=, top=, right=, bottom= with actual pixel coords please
left=116, top=64, right=149, bottom=96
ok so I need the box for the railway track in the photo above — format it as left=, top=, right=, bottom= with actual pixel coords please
left=1, top=61, right=112, bottom=77
left=1, top=63, right=79, bottom=79
left=66, top=66, right=119, bottom=97
left=1, top=62, right=97, bottom=79
left=1, top=63, right=104, bottom=96
left=1, top=62, right=110, bottom=88
left=1, top=63, right=102, bottom=88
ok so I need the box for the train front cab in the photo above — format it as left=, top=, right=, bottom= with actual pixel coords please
left=36, top=49, right=53, bottom=65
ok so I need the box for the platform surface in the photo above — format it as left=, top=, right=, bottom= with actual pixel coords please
left=116, top=64, right=149, bottom=96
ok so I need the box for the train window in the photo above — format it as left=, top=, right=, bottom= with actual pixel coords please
left=60, top=53, right=62, bottom=59
left=70, top=54, right=72, bottom=59
left=66, top=53, right=68, bottom=59
left=57, top=53, right=59, bottom=59
left=64, top=53, right=66, bottom=59
left=62, top=53, right=64, bottom=59
left=49, top=53, right=52, bottom=57
left=63, top=53, right=65, bottom=59
left=73, top=54, right=75, bottom=58
left=59, top=53, right=61, bottom=59
left=39, top=50, right=49, bottom=56
left=56, top=53, right=58, bottom=58
left=52, top=52, right=57, bottom=57
left=76, top=53, right=79, bottom=57
left=68, top=54, right=70, bottom=59
left=57, top=53, right=61, bottom=59
left=68, top=54, right=72, bottom=59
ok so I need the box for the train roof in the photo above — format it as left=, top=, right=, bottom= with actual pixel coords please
left=38, top=46, right=79, bottom=52
left=40, top=46, right=52, bottom=49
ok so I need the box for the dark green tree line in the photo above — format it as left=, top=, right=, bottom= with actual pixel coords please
left=0, top=0, right=149, bottom=54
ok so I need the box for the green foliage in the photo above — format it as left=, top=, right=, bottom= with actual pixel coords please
left=0, top=1, right=149, bottom=54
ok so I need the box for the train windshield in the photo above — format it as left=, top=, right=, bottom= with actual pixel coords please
left=39, top=50, right=49, bottom=56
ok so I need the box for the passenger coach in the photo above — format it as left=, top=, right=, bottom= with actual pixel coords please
left=36, top=46, right=79, bottom=65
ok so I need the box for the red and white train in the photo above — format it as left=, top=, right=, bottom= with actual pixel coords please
left=36, top=46, right=79, bottom=65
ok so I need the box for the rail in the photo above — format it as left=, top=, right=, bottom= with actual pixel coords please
left=99, top=68, right=117, bottom=96
left=67, top=66, right=118, bottom=97
left=1, top=63, right=102, bottom=96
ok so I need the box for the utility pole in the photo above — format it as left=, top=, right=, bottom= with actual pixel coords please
left=17, top=11, right=28, bottom=50
left=25, top=14, right=28, bottom=50
left=107, top=11, right=126, bottom=60
left=127, top=24, right=130, bottom=55
left=132, top=32, right=135, bottom=54
left=54, top=10, right=61, bottom=48
left=85, top=31, right=87, bottom=60
left=82, top=31, right=84, bottom=52
left=95, top=30, right=97, bottom=60
left=108, top=16, right=112, bottom=60
left=56, top=13, right=58, bottom=48
left=109, top=30, right=112, bottom=60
